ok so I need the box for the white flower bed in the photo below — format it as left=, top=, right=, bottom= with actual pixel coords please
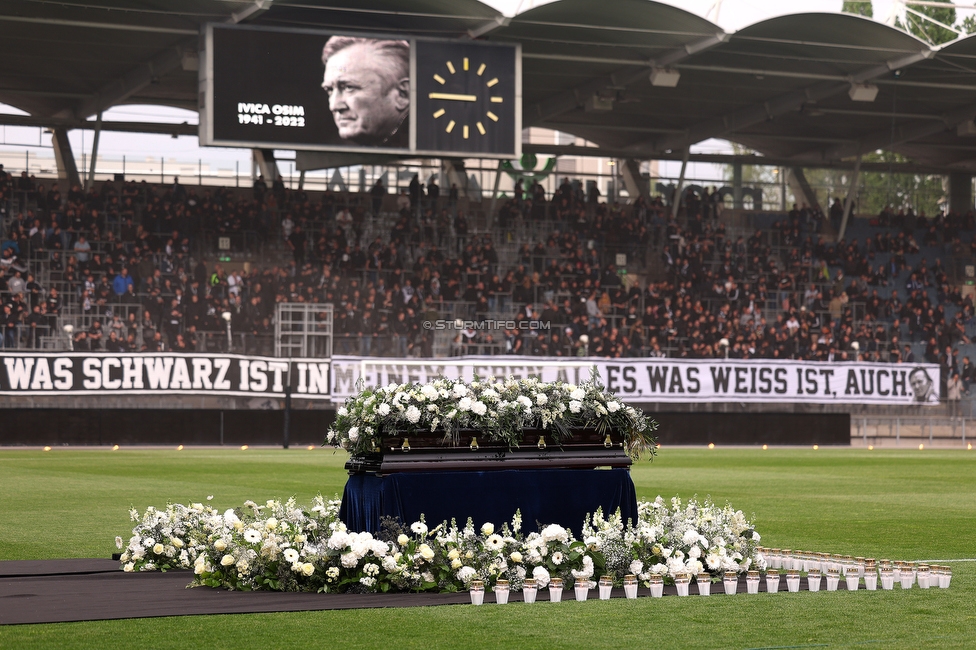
left=119, top=495, right=763, bottom=592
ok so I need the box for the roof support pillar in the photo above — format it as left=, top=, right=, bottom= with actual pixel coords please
left=948, top=171, right=973, bottom=215
left=732, top=161, right=743, bottom=210
left=51, top=127, right=80, bottom=189
left=252, top=148, right=279, bottom=182
left=671, top=147, right=690, bottom=220
left=621, top=158, right=649, bottom=200
left=838, top=154, right=862, bottom=241
left=488, top=158, right=504, bottom=230
left=85, top=111, right=102, bottom=191
left=787, top=167, right=820, bottom=212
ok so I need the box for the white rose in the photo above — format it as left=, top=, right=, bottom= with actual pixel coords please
left=397, top=534, right=410, bottom=546
left=510, top=552, right=523, bottom=563
left=481, top=523, right=495, bottom=536
left=152, top=543, right=164, bottom=555
left=214, top=539, right=227, bottom=552
left=337, top=407, right=348, bottom=417
left=123, top=562, right=135, bottom=572
left=302, top=563, right=315, bottom=577
left=220, top=554, right=235, bottom=566
left=607, top=401, right=620, bottom=412
left=419, top=544, right=435, bottom=560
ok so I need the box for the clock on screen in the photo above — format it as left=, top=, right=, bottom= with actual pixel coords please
left=415, top=40, right=518, bottom=156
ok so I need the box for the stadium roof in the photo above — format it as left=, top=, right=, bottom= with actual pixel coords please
left=2, top=0, right=976, bottom=172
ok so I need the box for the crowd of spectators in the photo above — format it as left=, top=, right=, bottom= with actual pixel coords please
left=2, top=163, right=976, bottom=399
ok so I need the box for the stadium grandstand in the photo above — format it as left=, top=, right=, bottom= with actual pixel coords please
left=1, top=0, right=976, bottom=444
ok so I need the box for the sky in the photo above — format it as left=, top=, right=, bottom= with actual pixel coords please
left=1, top=0, right=973, bottom=183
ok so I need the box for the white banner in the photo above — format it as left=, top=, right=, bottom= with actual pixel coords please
left=0, top=353, right=331, bottom=400
left=330, top=356, right=941, bottom=406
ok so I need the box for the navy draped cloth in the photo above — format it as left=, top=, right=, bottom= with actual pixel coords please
left=339, top=468, right=638, bottom=534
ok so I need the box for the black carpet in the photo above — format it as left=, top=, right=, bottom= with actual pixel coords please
left=0, top=559, right=805, bottom=625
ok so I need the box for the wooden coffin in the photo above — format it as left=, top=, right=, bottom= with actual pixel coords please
left=344, top=428, right=632, bottom=475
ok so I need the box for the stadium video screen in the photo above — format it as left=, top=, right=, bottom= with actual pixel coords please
left=200, top=24, right=521, bottom=158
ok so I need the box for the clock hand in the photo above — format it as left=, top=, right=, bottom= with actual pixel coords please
left=428, top=92, right=477, bottom=102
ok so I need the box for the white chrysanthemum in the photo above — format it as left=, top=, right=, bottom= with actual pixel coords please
left=516, top=395, right=533, bottom=409
left=411, top=521, right=428, bottom=535
left=630, top=560, right=644, bottom=575
left=682, top=529, right=700, bottom=546
left=452, top=384, right=468, bottom=398
left=337, top=407, right=348, bottom=417
left=421, top=385, right=439, bottom=400
left=457, top=566, right=477, bottom=583
left=341, top=552, right=359, bottom=568
left=457, top=397, right=473, bottom=411
left=405, top=405, right=421, bottom=424
left=283, top=548, right=300, bottom=563
left=569, top=400, right=582, bottom=413
left=348, top=426, right=360, bottom=442
left=485, top=534, right=504, bottom=551
left=243, top=529, right=262, bottom=543
left=377, top=403, right=391, bottom=416
left=570, top=388, right=586, bottom=400
left=535, top=393, right=548, bottom=405
left=606, top=400, right=620, bottom=412
left=471, top=401, right=487, bottom=416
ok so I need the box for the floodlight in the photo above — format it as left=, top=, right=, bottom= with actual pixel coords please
left=848, top=83, right=878, bottom=102
left=650, top=68, right=681, bottom=88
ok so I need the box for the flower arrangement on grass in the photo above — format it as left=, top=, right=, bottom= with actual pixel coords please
left=326, top=375, right=658, bottom=458
left=118, top=495, right=763, bottom=592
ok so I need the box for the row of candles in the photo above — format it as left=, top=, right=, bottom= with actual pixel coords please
left=468, top=548, right=952, bottom=605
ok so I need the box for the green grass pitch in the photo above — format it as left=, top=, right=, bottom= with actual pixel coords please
left=1, top=445, right=973, bottom=649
